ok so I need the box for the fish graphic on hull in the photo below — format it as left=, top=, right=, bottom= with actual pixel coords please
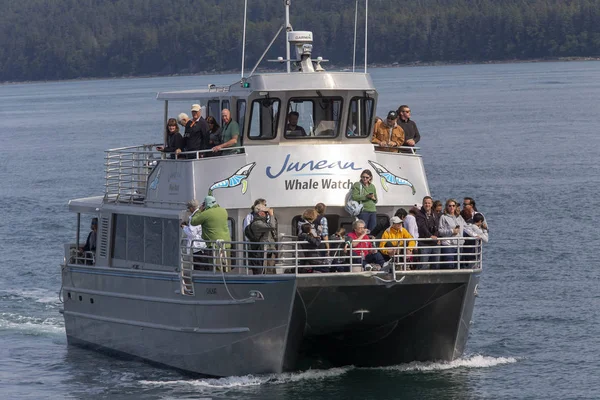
left=368, top=160, right=415, bottom=195
left=208, top=162, right=256, bottom=195
left=149, top=167, right=161, bottom=190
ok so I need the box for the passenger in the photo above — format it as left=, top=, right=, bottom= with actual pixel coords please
left=206, top=116, right=222, bottom=149
left=181, top=200, right=208, bottom=270
left=352, top=169, right=378, bottom=231
left=245, top=204, right=277, bottom=274
left=190, top=195, right=231, bottom=242
left=345, top=219, right=386, bottom=270
left=371, top=110, right=405, bottom=152
left=285, top=111, right=307, bottom=136
left=184, top=104, right=210, bottom=158
left=328, top=227, right=347, bottom=271
left=379, top=216, right=416, bottom=266
left=243, top=198, right=267, bottom=240
left=461, top=210, right=488, bottom=266
left=296, top=209, right=318, bottom=237
left=156, top=118, right=184, bottom=158
left=438, top=199, right=465, bottom=269
left=314, top=203, right=329, bottom=253
left=80, top=218, right=98, bottom=264
left=177, top=113, right=190, bottom=128
left=396, top=105, right=420, bottom=147
left=297, top=223, right=324, bottom=273
left=464, top=213, right=489, bottom=244
left=463, top=197, right=488, bottom=230
left=403, top=207, right=420, bottom=240
left=212, top=109, right=240, bottom=153
left=370, top=207, right=408, bottom=238
left=416, top=196, right=441, bottom=270
left=433, top=200, right=443, bottom=216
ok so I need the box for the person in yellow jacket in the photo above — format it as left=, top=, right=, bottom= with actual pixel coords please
left=371, top=111, right=405, bottom=152
left=379, top=216, right=416, bottom=262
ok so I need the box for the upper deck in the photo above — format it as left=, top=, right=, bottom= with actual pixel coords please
left=102, top=143, right=428, bottom=210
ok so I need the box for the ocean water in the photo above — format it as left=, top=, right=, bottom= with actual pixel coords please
left=1, top=61, right=600, bottom=399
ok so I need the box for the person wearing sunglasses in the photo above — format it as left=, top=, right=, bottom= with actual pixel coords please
left=371, top=110, right=405, bottom=153
left=438, top=199, right=465, bottom=269
left=396, top=105, right=420, bottom=147
left=351, top=169, right=378, bottom=231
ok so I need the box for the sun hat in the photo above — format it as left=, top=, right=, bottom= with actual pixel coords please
left=203, top=195, right=217, bottom=208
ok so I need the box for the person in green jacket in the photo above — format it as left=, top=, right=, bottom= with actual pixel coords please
left=190, top=195, right=231, bottom=243
left=352, top=169, right=378, bottom=231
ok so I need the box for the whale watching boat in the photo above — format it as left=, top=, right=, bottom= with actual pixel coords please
left=60, top=1, right=483, bottom=377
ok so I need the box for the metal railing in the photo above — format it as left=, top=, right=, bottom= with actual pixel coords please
left=178, top=236, right=483, bottom=276
left=104, top=144, right=161, bottom=203
left=104, top=144, right=247, bottom=203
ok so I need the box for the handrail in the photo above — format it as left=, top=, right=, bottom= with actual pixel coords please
left=177, top=236, right=483, bottom=276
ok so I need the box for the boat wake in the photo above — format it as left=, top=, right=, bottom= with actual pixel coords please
left=0, top=288, right=60, bottom=306
left=0, top=312, right=64, bottom=335
left=139, top=355, right=516, bottom=391
left=139, top=366, right=353, bottom=389
left=376, top=354, right=518, bottom=372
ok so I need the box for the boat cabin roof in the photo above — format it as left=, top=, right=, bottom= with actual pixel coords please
left=156, top=72, right=376, bottom=101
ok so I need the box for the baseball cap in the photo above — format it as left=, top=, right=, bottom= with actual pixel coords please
left=387, top=110, right=398, bottom=120
left=390, top=216, right=402, bottom=224
left=191, top=104, right=201, bottom=112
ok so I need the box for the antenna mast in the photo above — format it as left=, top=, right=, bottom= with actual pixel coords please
left=364, top=0, right=368, bottom=73
left=285, top=0, right=291, bottom=73
left=241, top=0, right=248, bottom=78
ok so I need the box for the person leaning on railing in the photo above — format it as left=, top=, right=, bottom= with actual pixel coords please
left=156, top=118, right=184, bottom=159
left=438, top=199, right=466, bottom=269
left=371, top=110, right=405, bottom=153
left=378, top=217, right=416, bottom=266
left=345, top=219, right=386, bottom=270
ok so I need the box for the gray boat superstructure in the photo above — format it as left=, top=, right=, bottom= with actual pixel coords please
left=60, top=8, right=483, bottom=377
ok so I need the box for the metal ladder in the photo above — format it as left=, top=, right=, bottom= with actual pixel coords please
left=179, top=240, right=195, bottom=296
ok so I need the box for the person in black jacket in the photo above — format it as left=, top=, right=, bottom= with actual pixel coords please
left=184, top=104, right=210, bottom=158
left=415, top=196, right=440, bottom=270
left=156, top=118, right=184, bottom=159
left=298, top=223, right=325, bottom=273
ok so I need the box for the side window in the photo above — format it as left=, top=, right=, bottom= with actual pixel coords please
left=221, top=100, right=230, bottom=114
left=248, top=98, right=280, bottom=140
left=346, top=97, right=374, bottom=138
left=285, top=97, right=343, bottom=138
left=111, top=214, right=179, bottom=268
left=237, top=100, right=246, bottom=140
left=207, top=100, right=220, bottom=120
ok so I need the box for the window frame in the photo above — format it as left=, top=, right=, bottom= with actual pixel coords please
left=345, top=96, right=375, bottom=139
left=247, top=98, right=281, bottom=141
left=284, top=96, right=344, bottom=139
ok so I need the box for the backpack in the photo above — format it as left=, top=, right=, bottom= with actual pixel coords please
left=344, top=184, right=363, bottom=217
left=244, top=221, right=261, bottom=242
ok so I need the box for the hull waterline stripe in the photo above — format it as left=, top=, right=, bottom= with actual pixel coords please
left=63, top=310, right=250, bottom=334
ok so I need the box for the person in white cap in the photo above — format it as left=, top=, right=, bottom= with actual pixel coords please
left=184, top=104, right=209, bottom=158
left=379, top=216, right=415, bottom=265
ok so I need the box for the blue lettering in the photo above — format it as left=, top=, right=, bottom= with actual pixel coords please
left=265, top=154, right=361, bottom=179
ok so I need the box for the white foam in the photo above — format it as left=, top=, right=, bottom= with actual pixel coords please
left=378, top=354, right=518, bottom=372
left=0, top=288, right=60, bottom=305
left=140, top=366, right=352, bottom=389
left=0, top=312, right=64, bottom=335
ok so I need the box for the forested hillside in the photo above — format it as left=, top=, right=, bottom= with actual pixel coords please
left=1, top=0, right=599, bottom=82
